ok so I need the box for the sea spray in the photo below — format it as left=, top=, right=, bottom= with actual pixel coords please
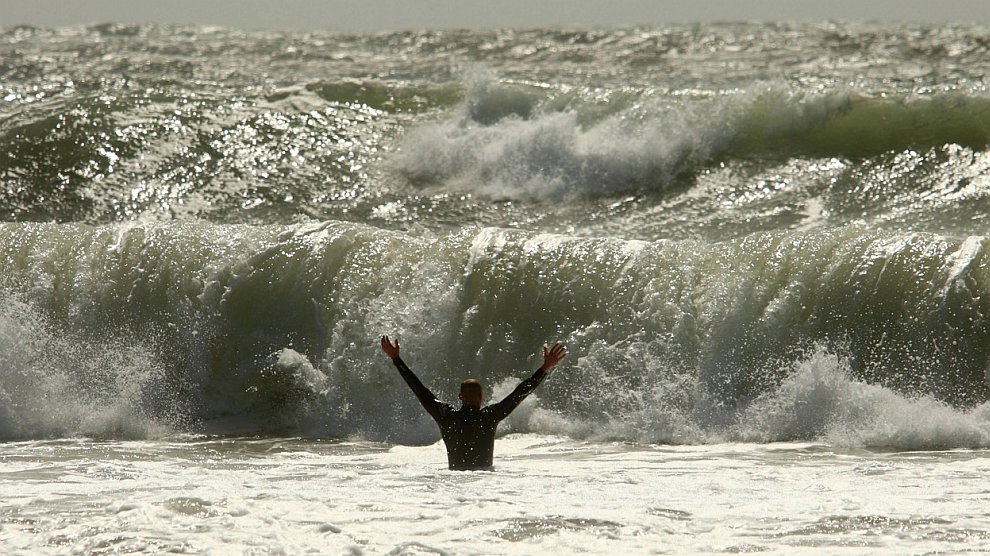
left=736, top=346, right=990, bottom=450
left=0, top=296, right=180, bottom=439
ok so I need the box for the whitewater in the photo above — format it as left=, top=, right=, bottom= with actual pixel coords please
left=2, top=21, right=990, bottom=553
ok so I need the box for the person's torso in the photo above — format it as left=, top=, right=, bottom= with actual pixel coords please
left=436, top=406, right=499, bottom=470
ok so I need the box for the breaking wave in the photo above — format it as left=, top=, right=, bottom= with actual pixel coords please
left=397, top=77, right=990, bottom=198
left=1, top=220, right=989, bottom=448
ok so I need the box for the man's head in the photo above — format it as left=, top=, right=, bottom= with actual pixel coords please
left=459, top=379, right=484, bottom=408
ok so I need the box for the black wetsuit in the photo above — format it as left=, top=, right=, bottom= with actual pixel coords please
left=391, top=357, right=548, bottom=470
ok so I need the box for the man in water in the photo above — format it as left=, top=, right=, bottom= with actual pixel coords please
left=380, top=335, right=566, bottom=470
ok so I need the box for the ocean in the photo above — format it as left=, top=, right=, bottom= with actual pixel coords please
left=1, top=21, right=990, bottom=553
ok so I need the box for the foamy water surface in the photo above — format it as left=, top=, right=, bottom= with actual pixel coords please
left=3, top=436, right=990, bottom=554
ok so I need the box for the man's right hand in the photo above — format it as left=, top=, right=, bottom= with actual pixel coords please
left=380, top=335, right=401, bottom=359
left=540, top=342, right=567, bottom=374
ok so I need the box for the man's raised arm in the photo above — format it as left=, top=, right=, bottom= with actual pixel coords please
left=381, top=335, right=446, bottom=420
left=490, top=342, right=567, bottom=422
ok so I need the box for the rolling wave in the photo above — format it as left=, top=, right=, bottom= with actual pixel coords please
left=4, top=73, right=988, bottom=224
left=397, top=80, right=990, bottom=198
left=0, top=220, right=988, bottom=446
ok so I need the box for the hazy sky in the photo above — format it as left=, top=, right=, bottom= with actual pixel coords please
left=2, top=0, right=989, bottom=31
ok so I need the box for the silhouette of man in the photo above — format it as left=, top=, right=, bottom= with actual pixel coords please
left=380, top=335, right=566, bottom=470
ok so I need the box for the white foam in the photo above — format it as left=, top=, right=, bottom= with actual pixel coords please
left=394, top=72, right=738, bottom=199
left=5, top=436, right=990, bottom=554
left=394, top=77, right=859, bottom=200
left=736, top=346, right=990, bottom=450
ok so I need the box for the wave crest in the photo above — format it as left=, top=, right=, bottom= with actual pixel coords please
left=395, top=78, right=990, bottom=199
